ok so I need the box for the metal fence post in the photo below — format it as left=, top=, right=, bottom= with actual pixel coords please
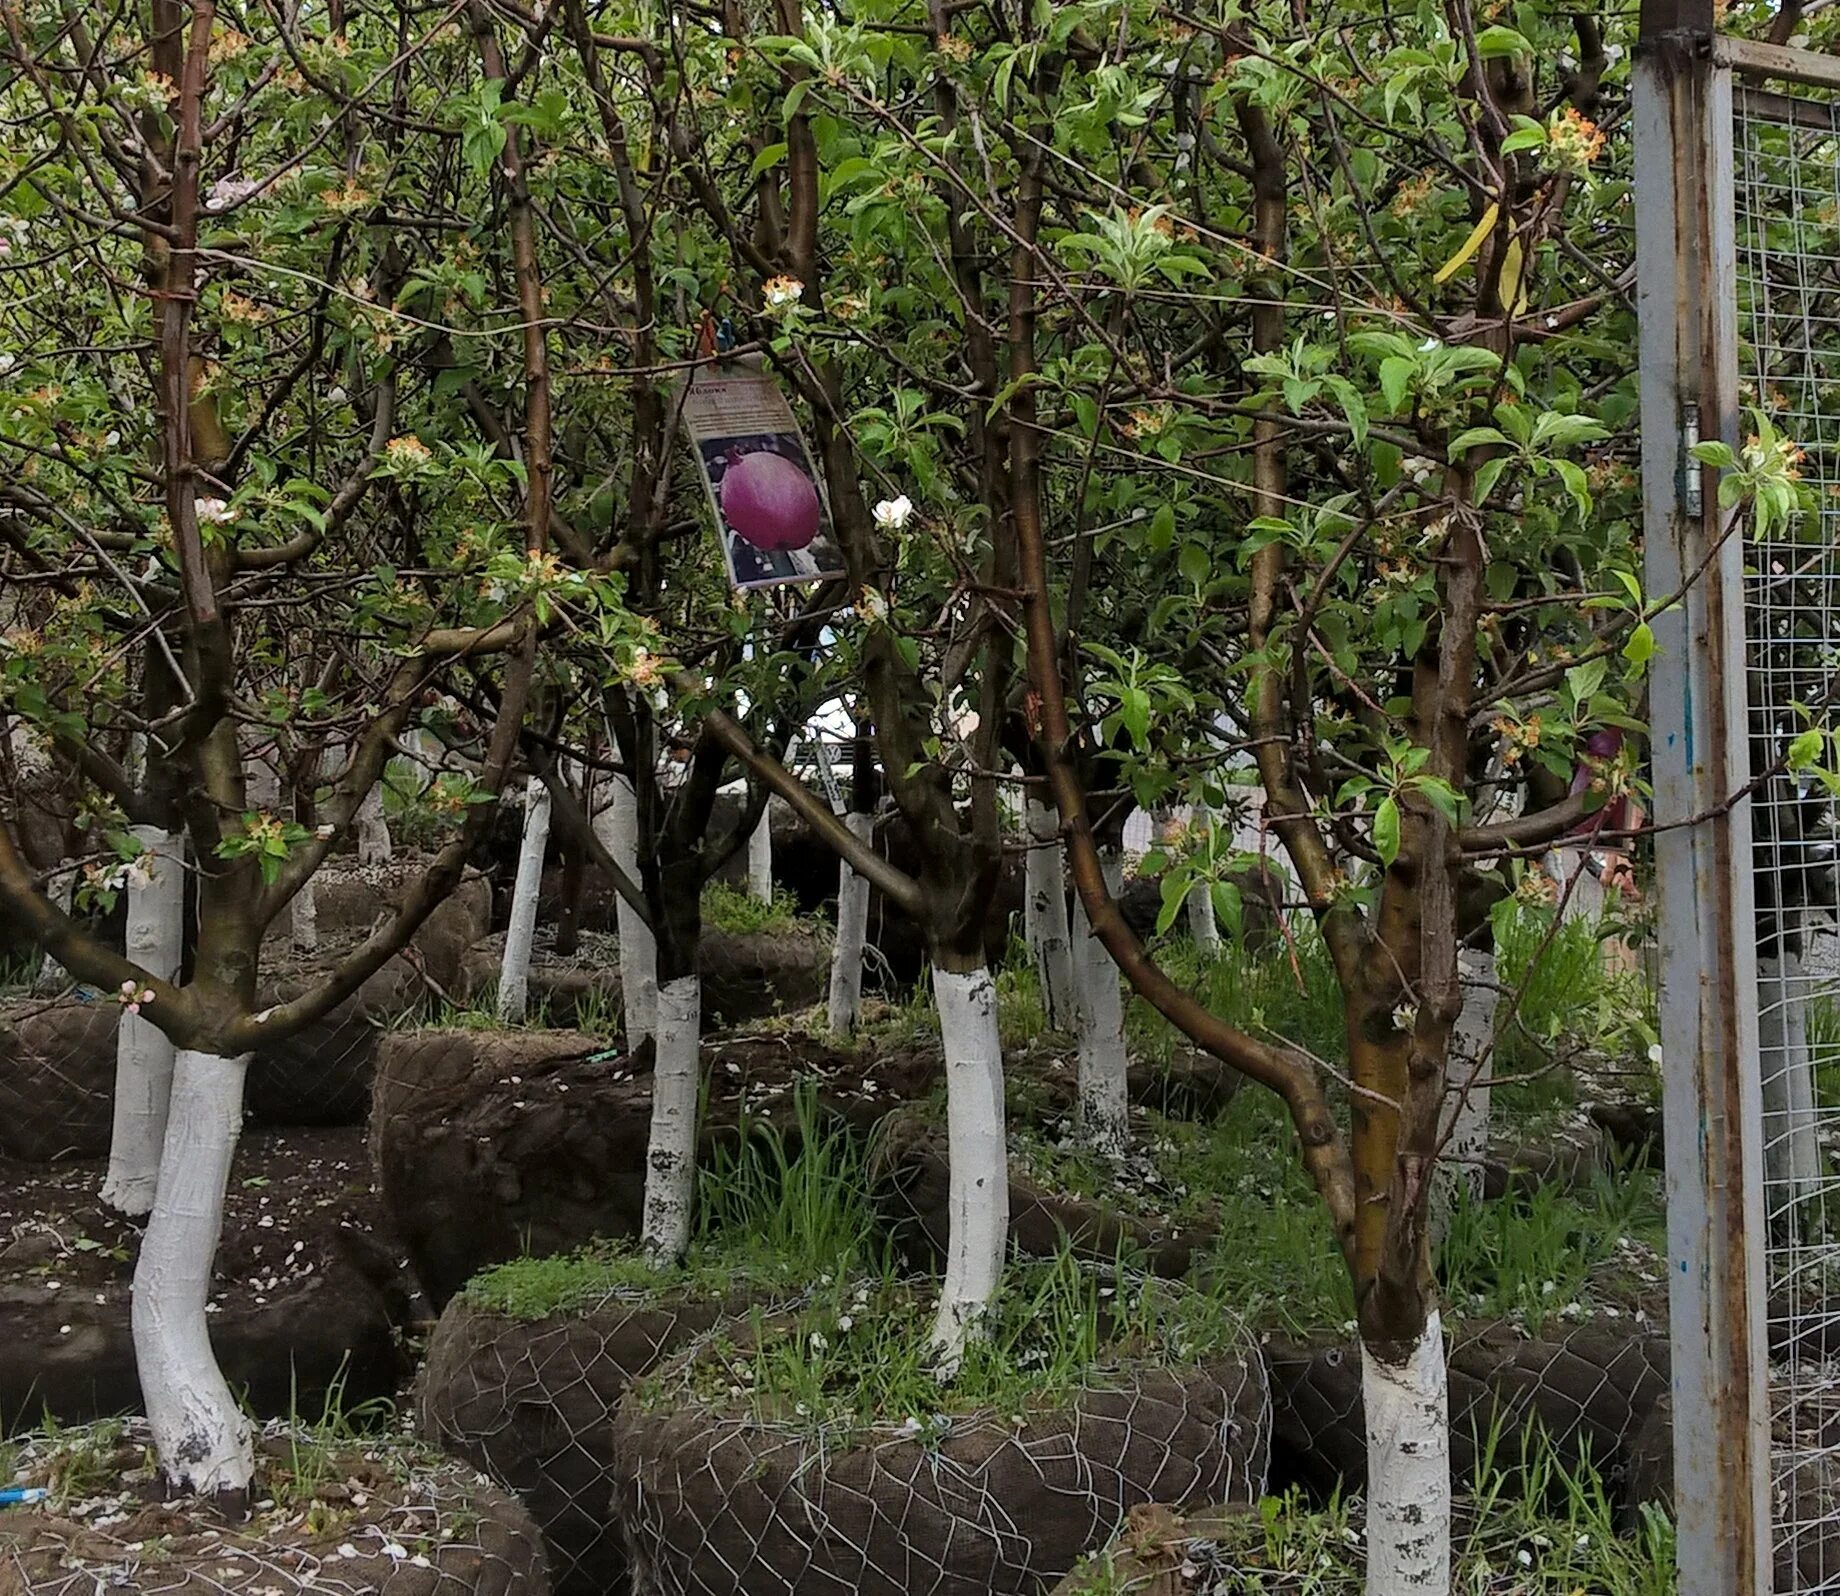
left=1634, top=20, right=1775, bottom=1595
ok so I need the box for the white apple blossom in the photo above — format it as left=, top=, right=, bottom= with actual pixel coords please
left=872, top=494, right=914, bottom=532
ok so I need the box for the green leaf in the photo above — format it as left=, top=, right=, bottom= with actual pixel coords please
left=1156, top=872, right=1188, bottom=936
left=1691, top=439, right=1737, bottom=469
left=1373, top=796, right=1401, bottom=869
left=1178, top=541, right=1210, bottom=587
left=1379, top=357, right=1414, bottom=415
left=1150, top=503, right=1176, bottom=553
left=1474, top=24, right=1532, bottom=58
left=1211, top=880, right=1243, bottom=939
left=1789, top=727, right=1826, bottom=771
left=1448, top=426, right=1511, bottom=456
left=748, top=142, right=789, bottom=180
left=1623, top=621, right=1656, bottom=668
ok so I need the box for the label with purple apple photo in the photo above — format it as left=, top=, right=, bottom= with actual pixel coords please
left=678, top=363, right=846, bottom=592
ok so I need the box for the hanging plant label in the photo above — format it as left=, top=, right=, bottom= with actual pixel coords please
left=679, top=360, right=845, bottom=593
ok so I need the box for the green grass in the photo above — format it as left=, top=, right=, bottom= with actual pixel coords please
left=1125, top=925, right=1345, bottom=1072
left=1439, top=1155, right=1666, bottom=1334
left=1069, top=1456, right=1673, bottom=1594
left=463, top=1081, right=883, bottom=1320
left=638, top=1246, right=1258, bottom=1438
left=701, top=879, right=807, bottom=935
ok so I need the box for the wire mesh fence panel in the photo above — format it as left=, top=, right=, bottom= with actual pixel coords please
left=1732, top=66, right=1840, bottom=1592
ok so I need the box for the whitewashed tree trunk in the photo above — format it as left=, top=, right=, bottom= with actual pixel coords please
left=1070, top=849, right=1130, bottom=1160
left=641, top=973, right=702, bottom=1265
left=1432, top=949, right=1500, bottom=1241
left=1362, top=1311, right=1450, bottom=1596
left=497, top=776, right=551, bottom=1025
left=291, top=876, right=319, bottom=956
left=929, top=964, right=1009, bottom=1366
left=1760, top=948, right=1824, bottom=1210
left=1185, top=807, right=1222, bottom=954
left=747, top=805, right=773, bottom=903
left=596, top=773, right=657, bottom=1046
left=132, top=1049, right=255, bottom=1500
left=101, top=826, right=184, bottom=1217
left=356, top=783, right=392, bottom=866
left=828, top=811, right=874, bottom=1034
left=35, top=861, right=76, bottom=989
left=1024, top=798, right=1075, bottom=1030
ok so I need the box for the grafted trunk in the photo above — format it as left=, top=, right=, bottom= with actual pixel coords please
left=1760, top=947, right=1823, bottom=1211
left=497, top=775, right=551, bottom=1025
left=1362, top=1312, right=1450, bottom=1596
left=640, top=973, right=702, bottom=1265
left=101, top=826, right=184, bottom=1217
left=356, top=784, right=392, bottom=867
left=132, top=1048, right=255, bottom=1503
left=928, top=963, right=1008, bottom=1366
left=827, top=810, right=873, bottom=1033
left=1070, top=849, right=1130, bottom=1159
left=1431, top=948, right=1499, bottom=1239
left=596, top=773, right=657, bottom=1045
left=1024, top=798, right=1075, bottom=1029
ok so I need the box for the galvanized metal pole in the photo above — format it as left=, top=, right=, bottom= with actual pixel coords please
left=1634, top=23, right=1775, bottom=1594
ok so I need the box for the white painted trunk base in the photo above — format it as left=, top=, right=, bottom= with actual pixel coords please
left=1759, top=951, right=1824, bottom=1209
left=596, top=774, right=657, bottom=1046
left=1433, top=950, right=1500, bottom=1239
left=1070, top=850, right=1130, bottom=1160
left=1024, top=799, right=1075, bottom=1031
left=356, top=784, right=392, bottom=866
left=747, top=807, right=773, bottom=903
left=827, top=811, right=874, bottom=1034
left=641, top=975, right=702, bottom=1265
left=291, top=877, right=319, bottom=956
left=102, top=827, right=184, bottom=1217
left=497, top=777, right=551, bottom=1025
left=132, top=1049, right=255, bottom=1499
left=1362, top=1313, right=1450, bottom=1596
left=929, top=965, right=1009, bottom=1365
left=1185, top=807, right=1222, bottom=954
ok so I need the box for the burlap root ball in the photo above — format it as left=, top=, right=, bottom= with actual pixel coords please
left=416, top=1291, right=740, bottom=1594
left=0, top=997, right=120, bottom=1162
left=610, top=1354, right=1270, bottom=1596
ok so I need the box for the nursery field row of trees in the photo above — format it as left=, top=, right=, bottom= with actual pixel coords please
left=0, top=0, right=1827, bottom=1589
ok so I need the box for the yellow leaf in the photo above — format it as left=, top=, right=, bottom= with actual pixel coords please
left=1433, top=202, right=1499, bottom=285
left=1499, top=237, right=1528, bottom=315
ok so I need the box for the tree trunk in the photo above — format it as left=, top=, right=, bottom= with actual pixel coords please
left=747, top=804, right=773, bottom=903
left=35, top=860, right=76, bottom=989
left=291, top=876, right=319, bottom=956
left=640, top=973, right=701, bottom=1264
left=1431, top=948, right=1499, bottom=1241
left=827, top=810, right=873, bottom=1034
left=1024, top=798, right=1075, bottom=1030
left=1361, top=1311, right=1450, bottom=1596
left=497, top=775, right=551, bottom=1025
left=1070, top=849, right=1130, bottom=1159
left=1185, top=807, right=1222, bottom=955
left=1760, top=946, right=1823, bottom=1211
left=356, top=783, right=392, bottom=866
left=596, top=772, right=657, bottom=1046
left=929, top=963, right=1008, bottom=1366
left=132, top=1048, right=255, bottom=1504
left=101, top=826, right=184, bottom=1217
